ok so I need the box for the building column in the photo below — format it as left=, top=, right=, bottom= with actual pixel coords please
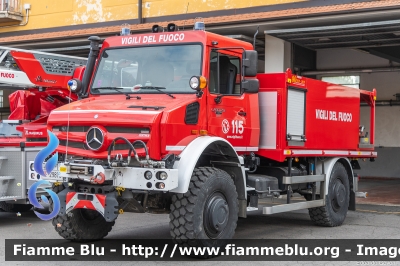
left=2, top=89, right=12, bottom=108
left=264, top=34, right=292, bottom=73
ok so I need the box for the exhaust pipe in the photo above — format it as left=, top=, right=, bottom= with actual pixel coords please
left=80, top=36, right=101, bottom=98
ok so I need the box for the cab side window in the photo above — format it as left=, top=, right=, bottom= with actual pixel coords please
left=209, top=51, right=241, bottom=95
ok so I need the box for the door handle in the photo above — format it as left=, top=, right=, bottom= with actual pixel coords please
left=238, top=111, right=246, bottom=116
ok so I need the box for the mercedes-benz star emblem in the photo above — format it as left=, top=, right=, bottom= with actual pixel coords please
left=86, top=127, right=104, bottom=150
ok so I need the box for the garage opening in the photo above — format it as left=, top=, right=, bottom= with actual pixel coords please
left=265, top=19, right=400, bottom=181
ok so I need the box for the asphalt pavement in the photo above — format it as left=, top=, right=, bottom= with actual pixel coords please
left=0, top=199, right=399, bottom=266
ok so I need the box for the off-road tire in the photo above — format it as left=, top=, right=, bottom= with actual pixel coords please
left=50, top=183, right=115, bottom=242
left=0, top=202, right=32, bottom=212
left=169, top=167, right=238, bottom=257
left=308, top=162, right=350, bottom=227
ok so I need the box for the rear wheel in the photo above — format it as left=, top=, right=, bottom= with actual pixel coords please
left=0, top=202, right=32, bottom=212
left=169, top=167, right=238, bottom=255
left=50, top=183, right=115, bottom=241
left=308, top=162, right=350, bottom=227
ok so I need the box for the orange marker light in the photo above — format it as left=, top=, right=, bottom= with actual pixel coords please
left=199, top=130, right=208, bottom=136
left=284, top=150, right=292, bottom=155
left=191, top=130, right=198, bottom=135
left=199, top=76, right=207, bottom=89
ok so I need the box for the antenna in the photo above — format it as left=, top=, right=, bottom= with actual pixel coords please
left=182, top=2, right=189, bottom=30
left=253, top=25, right=259, bottom=50
left=64, top=88, right=72, bottom=163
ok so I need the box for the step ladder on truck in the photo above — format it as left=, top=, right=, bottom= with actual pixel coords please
left=0, top=46, right=87, bottom=213
left=43, top=22, right=376, bottom=249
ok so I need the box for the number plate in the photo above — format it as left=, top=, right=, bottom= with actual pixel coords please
left=28, top=161, right=62, bottom=181
left=47, top=170, right=60, bottom=180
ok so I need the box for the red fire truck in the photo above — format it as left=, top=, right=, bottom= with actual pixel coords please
left=46, top=23, right=376, bottom=246
left=0, top=47, right=86, bottom=212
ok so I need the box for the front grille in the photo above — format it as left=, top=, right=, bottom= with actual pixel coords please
left=53, top=126, right=90, bottom=132
left=53, top=126, right=150, bottom=134
left=106, top=127, right=150, bottom=134
left=59, top=140, right=85, bottom=149
left=110, top=143, right=146, bottom=150
left=59, top=140, right=147, bottom=150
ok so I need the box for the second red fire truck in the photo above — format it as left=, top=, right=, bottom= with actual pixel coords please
left=0, top=46, right=86, bottom=212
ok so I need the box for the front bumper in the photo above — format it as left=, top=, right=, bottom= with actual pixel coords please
left=57, top=162, right=179, bottom=191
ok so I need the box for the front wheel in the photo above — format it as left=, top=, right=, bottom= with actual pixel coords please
left=308, top=162, right=350, bottom=227
left=169, top=167, right=238, bottom=251
left=52, top=209, right=115, bottom=241
left=50, top=183, right=115, bottom=241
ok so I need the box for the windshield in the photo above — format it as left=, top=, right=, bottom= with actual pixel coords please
left=91, top=44, right=202, bottom=94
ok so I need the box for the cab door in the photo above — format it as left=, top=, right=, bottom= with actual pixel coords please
left=206, top=50, right=257, bottom=152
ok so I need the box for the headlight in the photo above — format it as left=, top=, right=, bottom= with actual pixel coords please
left=189, top=76, right=199, bottom=90
left=189, top=76, right=207, bottom=90
left=67, top=78, right=82, bottom=93
left=156, top=182, right=165, bottom=189
left=144, top=171, right=152, bottom=180
left=157, top=171, right=168, bottom=180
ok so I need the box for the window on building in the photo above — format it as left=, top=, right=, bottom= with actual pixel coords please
left=322, top=76, right=360, bottom=89
left=0, top=90, right=3, bottom=108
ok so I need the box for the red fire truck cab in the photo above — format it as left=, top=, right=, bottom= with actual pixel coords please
left=46, top=24, right=376, bottom=246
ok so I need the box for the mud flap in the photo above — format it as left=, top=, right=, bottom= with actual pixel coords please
left=104, top=191, right=119, bottom=222
left=349, top=190, right=356, bottom=211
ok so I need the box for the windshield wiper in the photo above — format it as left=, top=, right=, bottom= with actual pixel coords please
left=92, top=87, right=141, bottom=100
left=139, top=86, right=175, bottom=99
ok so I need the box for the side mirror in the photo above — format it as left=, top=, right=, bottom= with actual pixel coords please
left=243, top=50, right=258, bottom=77
left=241, top=79, right=259, bottom=93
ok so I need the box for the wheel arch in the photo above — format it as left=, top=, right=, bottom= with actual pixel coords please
left=171, top=136, right=246, bottom=215
left=316, top=157, right=355, bottom=210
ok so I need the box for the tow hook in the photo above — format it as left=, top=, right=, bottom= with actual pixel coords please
left=90, top=172, right=106, bottom=184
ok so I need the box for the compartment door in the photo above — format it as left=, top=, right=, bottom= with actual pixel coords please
left=287, top=87, right=306, bottom=146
